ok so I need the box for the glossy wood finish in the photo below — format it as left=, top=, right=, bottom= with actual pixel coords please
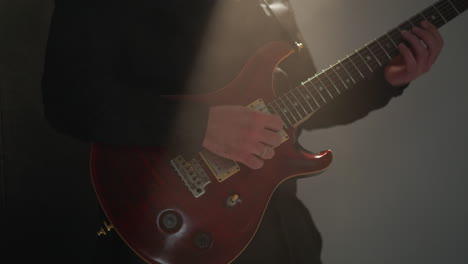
left=90, top=41, right=333, bottom=264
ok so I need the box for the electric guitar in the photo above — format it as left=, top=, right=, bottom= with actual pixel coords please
left=90, top=1, right=467, bottom=263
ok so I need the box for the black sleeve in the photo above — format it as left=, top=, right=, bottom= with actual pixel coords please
left=41, top=2, right=210, bottom=156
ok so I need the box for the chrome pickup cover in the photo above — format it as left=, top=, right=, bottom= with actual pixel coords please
left=170, top=156, right=211, bottom=198
left=200, top=150, right=240, bottom=183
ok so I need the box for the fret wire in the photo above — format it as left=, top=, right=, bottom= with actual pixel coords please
left=350, top=53, right=372, bottom=76
left=375, top=45, right=392, bottom=63
left=346, top=55, right=365, bottom=78
left=285, top=92, right=305, bottom=120
left=377, top=35, right=398, bottom=57
left=436, top=1, right=459, bottom=20
left=296, top=86, right=315, bottom=112
left=304, top=81, right=326, bottom=106
left=265, top=103, right=280, bottom=125
left=288, top=0, right=467, bottom=127
left=421, top=7, right=444, bottom=27
left=300, top=85, right=318, bottom=110
left=356, top=49, right=374, bottom=73
left=273, top=99, right=294, bottom=126
left=398, top=21, right=413, bottom=31
left=291, top=88, right=311, bottom=113
left=309, top=80, right=327, bottom=103
left=310, top=78, right=329, bottom=101
left=375, top=38, right=392, bottom=60
left=316, top=75, right=335, bottom=99
left=308, top=79, right=325, bottom=101
left=432, top=3, right=448, bottom=23
left=278, top=95, right=299, bottom=123
left=363, top=46, right=382, bottom=68
left=291, top=89, right=310, bottom=116
left=330, top=65, right=349, bottom=90
left=368, top=42, right=391, bottom=65
left=419, top=11, right=428, bottom=20
left=448, top=0, right=461, bottom=14
left=442, top=1, right=460, bottom=19
left=388, top=28, right=403, bottom=46
left=266, top=103, right=288, bottom=128
left=330, top=68, right=349, bottom=92
left=395, top=24, right=403, bottom=32
left=267, top=101, right=282, bottom=122
left=273, top=100, right=289, bottom=122
left=344, top=58, right=364, bottom=80
left=384, top=32, right=398, bottom=48
left=365, top=45, right=383, bottom=67
left=442, top=0, right=460, bottom=15
left=323, top=70, right=342, bottom=94
left=324, top=69, right=344, bottom=93
left=301, top=83, right=321, bottom=108
left=410, top=13, right=426, bottom=26
left=338, top=60, right=357, bottom=84
left=266, top=103, right=286, bottom=128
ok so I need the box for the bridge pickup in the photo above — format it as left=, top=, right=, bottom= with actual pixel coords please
left=199, top=150, right=240, bottom=183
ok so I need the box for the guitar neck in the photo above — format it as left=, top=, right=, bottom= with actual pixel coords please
left=266, top=0, right=467, bottom=128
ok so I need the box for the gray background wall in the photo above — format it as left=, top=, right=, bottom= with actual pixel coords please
left=1, top=0, right=467, bottom=263
left=293, top=0, right=468, bottom=263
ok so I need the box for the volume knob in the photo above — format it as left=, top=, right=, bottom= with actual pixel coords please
left=159, top=211, right=182, bottom=233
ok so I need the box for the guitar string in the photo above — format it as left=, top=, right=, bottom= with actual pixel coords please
left=264, top=1, right=455, bottom=127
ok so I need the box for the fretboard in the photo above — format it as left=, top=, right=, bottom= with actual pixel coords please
left=266, top=0, right=467, bottom=128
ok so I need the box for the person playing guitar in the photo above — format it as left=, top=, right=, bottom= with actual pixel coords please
left=41, top=0, right=451, bottom=263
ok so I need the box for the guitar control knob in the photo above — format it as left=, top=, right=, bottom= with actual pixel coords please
left=159, top=211, right=182, bottom=233
left=226, top=194, right=241, bottom=207
left=193, top=232, right=212, bottom=249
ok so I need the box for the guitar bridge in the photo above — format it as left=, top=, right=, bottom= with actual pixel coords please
left=171, top=156, right=211, bottom=198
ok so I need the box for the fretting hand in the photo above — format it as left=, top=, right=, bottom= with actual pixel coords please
left=384, top=20, right=444, bottom=87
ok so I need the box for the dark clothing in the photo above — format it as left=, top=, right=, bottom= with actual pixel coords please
left=41, top=0, right=407, bottom=263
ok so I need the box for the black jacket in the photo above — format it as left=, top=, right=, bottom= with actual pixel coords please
left=41, top=0, right=406, bottom=155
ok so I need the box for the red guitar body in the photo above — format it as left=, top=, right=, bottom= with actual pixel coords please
left=90, top=41, right=333, bottom=264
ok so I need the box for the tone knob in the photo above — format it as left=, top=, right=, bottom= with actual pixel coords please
left=193, top=232, right=212, bottom=249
